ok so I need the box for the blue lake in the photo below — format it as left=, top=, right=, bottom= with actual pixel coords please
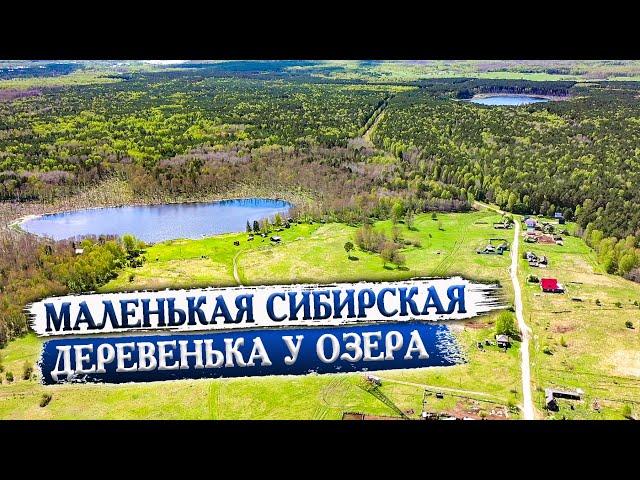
left=21, top=198, right=292, bottom=243
left=469, top=95, right=549, bottom=106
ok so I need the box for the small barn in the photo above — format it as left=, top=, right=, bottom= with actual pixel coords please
left=545, top=388, right=583, bottom=411
left=270, top=236, right=282, bottom=243
left=540, top=278, right=564, bottom=293
left=495, top=334, right=511, bottom=349
left=524, top=218, right=537, bottom=231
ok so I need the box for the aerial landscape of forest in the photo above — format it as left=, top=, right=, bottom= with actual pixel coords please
left=1, top=60, right=639, bottom=420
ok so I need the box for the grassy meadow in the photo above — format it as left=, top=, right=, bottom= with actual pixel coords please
left=3, top=208, right=639, bottom=419
left=0, top=210, right=523, bottom=420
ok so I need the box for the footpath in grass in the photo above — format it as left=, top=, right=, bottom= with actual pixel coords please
left=1, top=210, right=523, bottom=419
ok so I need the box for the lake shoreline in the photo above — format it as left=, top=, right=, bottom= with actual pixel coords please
left=0, top=178, right=310, bottom=233
left=469, top=93, right=569, bottom=101
left=16, top=196, right=295, bottom=243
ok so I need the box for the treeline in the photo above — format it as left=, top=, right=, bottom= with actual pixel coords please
left=583, top=224, right=640, bottom=278
left=414, top=78, right=574, bottom=99
left=0, top=62, right=80, bottom=80
left=0, top=232, right=144, bottom=346
left=121, top=144, right=471, bottom=223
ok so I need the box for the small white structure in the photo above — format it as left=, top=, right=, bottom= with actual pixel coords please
left=74, top=248, right=84, bottom=255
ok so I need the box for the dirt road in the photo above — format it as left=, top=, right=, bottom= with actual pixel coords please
left=511, top=219, right=535, bottom=419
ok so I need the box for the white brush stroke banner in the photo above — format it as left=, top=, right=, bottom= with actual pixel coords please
left=29, top=277, right=504, bottom=338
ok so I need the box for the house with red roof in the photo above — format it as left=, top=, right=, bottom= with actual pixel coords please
left=540, top=278, right=564, bottom=293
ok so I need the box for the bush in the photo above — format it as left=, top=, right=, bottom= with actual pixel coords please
left=560, top=336, right=568, bottom=347
left=527, top=274, right=539, bottom=283
left=40, top=393, right=52, bottom=408
left=495, top=311, right=519, bottom=338
left=354, top=224, right=388, bottom=253
left=542, top=345, right=553, bottom=355
left=615, top=301, right=622, bottom=308
left=625, top=320, right=634, bottom=329
left=22, top=361, right=33, bottom=380
left=595, top=299, right=601, bottom=306
left=5, top=371, right=14, bottom=383
left=622, top=404, right=633, bottom=419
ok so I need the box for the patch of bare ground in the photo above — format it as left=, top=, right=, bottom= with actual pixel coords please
left=609, top=350, right=640, bottom=378
left=552, top=324, right=576, bottom=334
left=464, top=321, right=491, bottom=330
left=450, top=401, right=509, bottom=420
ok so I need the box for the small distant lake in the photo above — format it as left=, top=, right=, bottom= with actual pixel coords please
left=21, top=198, right=292, bottom=243
left=469, top=95, right=550, bottom=106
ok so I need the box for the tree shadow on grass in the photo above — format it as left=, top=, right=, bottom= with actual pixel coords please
left=348, top=255, right=359, bottom=261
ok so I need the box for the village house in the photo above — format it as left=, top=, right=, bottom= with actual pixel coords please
left=524, top=218, right=537, bottom=233
left=545, top=388, right=583, bottom=411
left=526, top=252, right=549, bottom=267
left=540, top=278, right=564, bottom=293
left=495, top=334, right=511, bottom=349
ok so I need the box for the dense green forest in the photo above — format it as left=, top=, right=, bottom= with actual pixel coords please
left=372, top=81, right=640, bottom=276
left=0, top=232, right=144, bottom=346
left=0, top=75, right=399, bottom=177
left=2, top=66, right=640, bottom=345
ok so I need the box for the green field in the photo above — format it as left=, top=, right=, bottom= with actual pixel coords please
left=0, top=210, right=523, bottom=420
left=518, top=221, right=640, bottom=419
left=3, top=208, right=639, bottom=419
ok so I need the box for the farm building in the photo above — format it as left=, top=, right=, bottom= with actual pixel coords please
left=270, top=236, right=282, bottom=243
left=477, top=239, right=509, bottom=255
left=526, top=252, right=548, bottom=267
left=545, top=388, right=583, bottom=411
left=493, top=221, right=512, bottom=229
left=540, top=278, right=564, bottom=293
left=524, top=218, right=537, bottom=231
